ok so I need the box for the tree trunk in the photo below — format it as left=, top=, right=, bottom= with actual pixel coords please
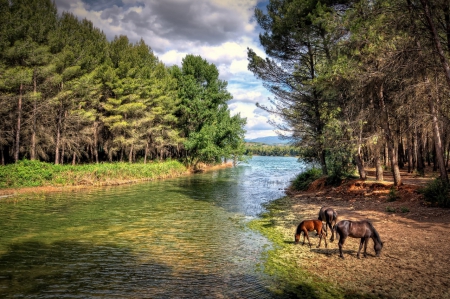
left=320, top=149, right=328, bottom=176
left=384, top=143, right=389, bottom=167
left=61, top=145, right=65, bottom=165
left=407, top=132, right=414, bottom=173
left=14, top=83, right=23, bottom=162
left=144, top=141, right=149, bottom=164
left=398, top=139, right=405, bottom=168
left=428, top=90, right=449, bottom=182
left=55, top=105, right=63, bottom=165
left=417, top=127, right=425, bottom=176
left=375, top=154, right=384, bottom=181
left=72, top=152, right=76, bottom=165
left=128, top=145, right=134, bottom=163
left=355, top=153, right=366, bottom=180
left=1, top=146, right=4, bottom=165
left=93, top=121, right=99, bottom=163
left=378, top=84, right=402, bottom=186
left=31, top=72, right=37, bottom=160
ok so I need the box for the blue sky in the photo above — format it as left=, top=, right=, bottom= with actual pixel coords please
left=53, top=0, right=278, bottom=139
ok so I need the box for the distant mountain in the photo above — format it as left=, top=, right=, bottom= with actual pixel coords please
left=245, top=136, right=290, bottom=145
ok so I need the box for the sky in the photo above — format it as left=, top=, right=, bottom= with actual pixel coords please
left=52, top=0, right=279, bottom=140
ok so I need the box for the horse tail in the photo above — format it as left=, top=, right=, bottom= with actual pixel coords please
left=332, top=210, right=338, bottom=225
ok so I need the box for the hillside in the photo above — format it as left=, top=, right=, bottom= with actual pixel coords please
left=245, top=136, right=290, bottom=145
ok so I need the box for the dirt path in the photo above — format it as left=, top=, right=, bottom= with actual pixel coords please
left=279, top=170, right=450, bottom=298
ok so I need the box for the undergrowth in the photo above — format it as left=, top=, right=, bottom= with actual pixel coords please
left=0, top=160, right=187, bottom=189
left=419, top=178, right=450, bottom=208
left=291, top=168, right=322, bottom=191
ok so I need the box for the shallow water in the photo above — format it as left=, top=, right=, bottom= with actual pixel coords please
left=0, top=156, right=304, bottom=298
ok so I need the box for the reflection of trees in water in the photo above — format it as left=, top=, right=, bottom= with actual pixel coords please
left=0, top=241, right=280, bottom=298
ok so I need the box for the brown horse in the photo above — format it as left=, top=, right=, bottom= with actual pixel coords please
left=294, top=220, right=327, bottom=248
left=318, top=206, right=337, bottom=240
left=331, top=220, right=383, bottom=259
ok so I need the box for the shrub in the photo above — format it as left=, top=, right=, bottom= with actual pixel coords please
left=419, top=178, right=450, bottom=208
left=291, top=168, right=322, bottom=191
left=385, top=206, right=396, bottom=213
left=387, top=187, right=399, bottom=202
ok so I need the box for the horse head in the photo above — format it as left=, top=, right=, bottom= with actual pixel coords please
left=374, top=241, right=384, bottom=256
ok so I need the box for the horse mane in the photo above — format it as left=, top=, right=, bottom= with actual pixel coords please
left=366, top=221, right=382, bottom=244
left=295, top=223, right=302, bottom=235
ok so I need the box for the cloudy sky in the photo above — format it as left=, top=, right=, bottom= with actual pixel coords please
left=53, top=0, right=279, bottom=140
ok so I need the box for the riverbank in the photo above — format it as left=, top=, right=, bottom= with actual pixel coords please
left=250, top=170, right=450, bottom=298
left=0, top=160, right=233, bottom=197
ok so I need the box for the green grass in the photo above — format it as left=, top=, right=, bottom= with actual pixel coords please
left=0, top=160, right=188, bottom=189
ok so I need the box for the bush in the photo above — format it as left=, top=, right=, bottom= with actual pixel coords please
left=290, top=168, right=322, bottom=191
left=419, top=178, right=450, bottom=208
left=387, top=187, right=399, bottom=202
left=385, top=206, right=396, bottom=213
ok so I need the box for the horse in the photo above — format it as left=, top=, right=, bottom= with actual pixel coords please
left=318, top=206, right=338, bottom=240
left=294, top=220, right=327, bottom=248
left=330, top=220, right=383, bottom=259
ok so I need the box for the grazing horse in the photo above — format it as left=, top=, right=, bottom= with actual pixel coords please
left=318, top=206, right=338, bottom=240
left=294, top=220, right=327, bottom=248
left=331, top=220, right=383, bottom=259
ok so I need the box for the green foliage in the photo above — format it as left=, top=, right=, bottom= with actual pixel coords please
left=385, top=206, right=396, bottom=213
left=401, top=207, right=410, bottom=213
left=419, top=178, right=450, bottom=208
left=290, top=168, right=322, bottom=191
left=0, top=1, right=246, bottom=166
left=0, top=160, right=187, bottom=189
left=174, top=55, right=246, bottom=167
left=244, top=143, right=299, bottom=156
left=387, top=187, right=399, bottom=202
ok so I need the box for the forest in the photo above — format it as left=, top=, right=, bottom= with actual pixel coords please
left=248, top=0, right=450, bottom=187
left=245, top=143, right=300, bottom=156
left=0, top=0, right=246, bottom=168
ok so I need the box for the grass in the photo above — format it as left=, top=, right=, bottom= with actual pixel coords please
left=0, top=159, right=188, bottom=189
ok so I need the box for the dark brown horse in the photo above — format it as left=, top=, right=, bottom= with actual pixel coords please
left=318, top=206, right=337, bottom=240
left=295, top=220, right=327, bottom=248
left=331, top=220, right=383, bottom=259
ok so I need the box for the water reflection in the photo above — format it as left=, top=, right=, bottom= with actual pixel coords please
left=0, top=156, right=303, bottom=298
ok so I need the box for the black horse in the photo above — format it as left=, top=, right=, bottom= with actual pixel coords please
left=331, top=220, right=383, bottom=259
left=317, top=207, right=337, bottom=240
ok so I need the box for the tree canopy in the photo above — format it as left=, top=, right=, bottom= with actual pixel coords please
left=0, top=0, right=246, bottom=168
left=248, top=0, right=450, bottom=184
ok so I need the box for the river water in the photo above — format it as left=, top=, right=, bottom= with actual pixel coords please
left=0, top=156, right=304, bottom=298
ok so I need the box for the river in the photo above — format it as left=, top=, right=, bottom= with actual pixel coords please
left=0, top=156, right=304, bottom=298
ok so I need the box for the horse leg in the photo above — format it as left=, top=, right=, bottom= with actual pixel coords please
left=327, top=221, right=333, bottom=238
left=305, top=231, right=312, bottom=248
left=363, top=237, right=369, bottom=257
left=338, top=236, right=346, bottom=259
left=357, top=238, right=365, bottom=259
left=317, top=228, right=327, bottom=248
